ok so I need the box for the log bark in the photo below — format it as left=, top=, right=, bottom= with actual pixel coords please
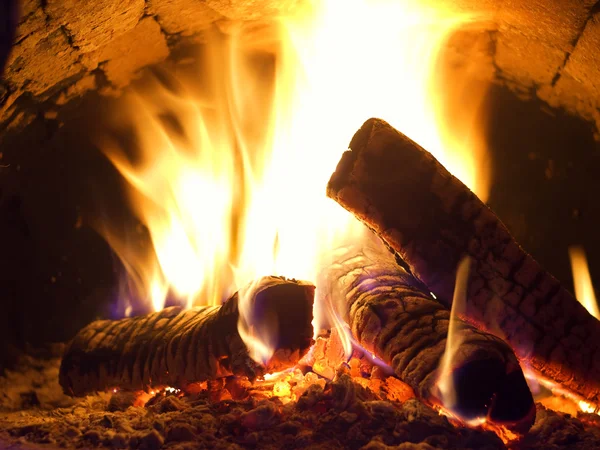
left=325, top=235, right=535, bottom=433
left=59, top=276, right=315, bottom=396
left=327, top=117, right=600, bottom=404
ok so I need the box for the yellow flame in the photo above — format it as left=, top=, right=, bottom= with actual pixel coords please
left=522, top=267, right=600, bottom=418
left=437, top=256, right=471, bottom=410
left=579, top=400, right=598, bottom=414
left=99, top=0, right=491, bottom=362
left=568, top=246, right=600, bottom=319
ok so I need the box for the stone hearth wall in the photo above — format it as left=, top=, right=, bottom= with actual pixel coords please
left=0, top=0, right=298, bottom=133
left=1, top=0, right=600, bottom=134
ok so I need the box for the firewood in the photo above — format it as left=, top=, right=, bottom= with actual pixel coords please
left=59, top=276, right=315, bottom=396
left=327, top=117, right=600, bottom=404
left=325, top=235, right=535, bottom=433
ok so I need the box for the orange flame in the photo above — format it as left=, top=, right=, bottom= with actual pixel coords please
left=523, top=247, right=600, bottom=417
left=525, top=369, right=600, bottom=416
left=99, top=0, right=491, bottom=363
left=436, top=406, right=520, bottom=445
left=568, top=246, right=600, bottom=319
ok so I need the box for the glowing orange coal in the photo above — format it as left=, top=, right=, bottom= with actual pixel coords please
left=531, top=377, right=600, bottom=417
left=435, top=406, right=520, bottom=445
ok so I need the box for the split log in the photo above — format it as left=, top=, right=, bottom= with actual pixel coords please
left=327, top=117, right=600, bottom=404
left=59, top=276, right=315, bottom=396
left=325, top=234, right=535, bottom=433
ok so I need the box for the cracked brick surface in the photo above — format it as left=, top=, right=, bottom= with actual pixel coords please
left=44, top=0, right=145, bottom=53
left=148, top=0, right=224, bottom=36
left=2, top=0, right=600, bottom=134
left=492, top=1, right=600, bottom=127
left=539, top=10, right=600, bottom=127
left=82, top=17, right=169, bottom=87
left=4, top=15, right=83, bottom=96
left=204, top=0, right=300, bottom=20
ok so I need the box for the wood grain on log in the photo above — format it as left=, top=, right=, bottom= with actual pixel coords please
left=326, top=235, right=535, bottom=433
left=327, top=118, right=600, bottom=404
left=59, top=276, right=315, bottom=396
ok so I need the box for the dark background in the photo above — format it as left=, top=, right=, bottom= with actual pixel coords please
left=0, top=44, right=599, bottom=370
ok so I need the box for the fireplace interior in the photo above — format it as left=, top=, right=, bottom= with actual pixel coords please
left=1, top=0, right=600, bottom=449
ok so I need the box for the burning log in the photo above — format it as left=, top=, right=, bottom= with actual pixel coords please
left=327, top=117, right=600, bottom=404
left=326, top=236, right=535, bottom=433
left=59, top=276, right=315, bottom=396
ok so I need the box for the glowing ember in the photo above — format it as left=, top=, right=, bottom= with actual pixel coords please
left=579, top=400, right=599, bottom=414
left=262, top=369, right=293, bottom=381
left=436, top=406, right=520, bottom=445
left=477, top=419, right=520, bottom=444
left=525, top=371, right=600, bottom=416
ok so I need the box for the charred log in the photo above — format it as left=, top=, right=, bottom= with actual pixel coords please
left=59, top=276, right=315, bottom=396
left=326, top=236, right=535, bottom=433
left=327, top=117, right=600, bottom=404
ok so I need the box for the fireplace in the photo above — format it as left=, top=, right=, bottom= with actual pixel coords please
left=1, top=0, right=600, bottom=449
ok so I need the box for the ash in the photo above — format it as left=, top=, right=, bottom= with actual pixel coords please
left=1, top=351, right=600, bottom=450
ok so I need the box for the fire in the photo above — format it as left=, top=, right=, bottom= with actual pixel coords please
left=237, top=278, right=280, bottom=364
left=526, top=372, right=600, bottom=416
left=98, top=0, right=491, bottom=362
left=564, top=247, right=600, bottom=415
left=568, top=246, right=600, bottom=319
left=579, top=400, right=599, bottom=414
left=436, top=256, right=471, bottom=412
left=436, top=407, right=520, bottom=445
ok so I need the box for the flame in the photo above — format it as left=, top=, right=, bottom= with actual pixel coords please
left=525, top=369, right=600, bottom=416
left=436, top=406, right=519, bottom=445
left=237, top=278, right=280, bottom=364
left=568, top=246, right=600, bottom=319
left=99, top=0, right=491, bottom=362
left=437, top=256, right=471, bottom=411
left=579, top=400, right=599, bottom=414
